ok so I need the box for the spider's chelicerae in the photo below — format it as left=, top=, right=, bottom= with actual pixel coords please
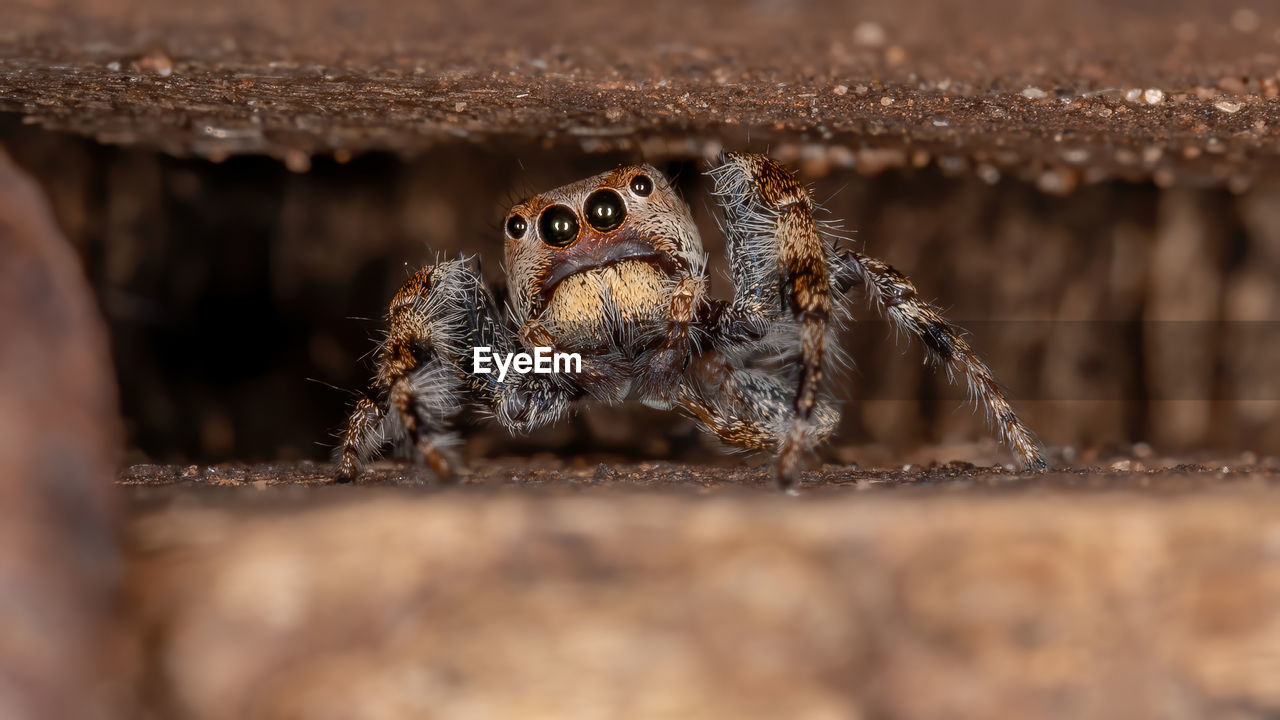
left=336, top=153, right=1046, bottom=489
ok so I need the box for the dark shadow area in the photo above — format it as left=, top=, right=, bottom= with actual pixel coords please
left=4, top=118, right=1278, bottom=464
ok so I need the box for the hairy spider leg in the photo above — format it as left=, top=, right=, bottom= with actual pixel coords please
left=677, top=351, right=839, bottom=458
left=832, top=249, right=1047, bottom=469
left=699, top=152, right=836, bottom=490
left=337, top=259, right=577, bottom=481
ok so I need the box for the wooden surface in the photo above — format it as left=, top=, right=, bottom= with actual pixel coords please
left=4, top=0, right=1280, bottom=186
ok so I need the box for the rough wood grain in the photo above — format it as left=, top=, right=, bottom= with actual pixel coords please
left=4, top=0, right=1280, bottom=187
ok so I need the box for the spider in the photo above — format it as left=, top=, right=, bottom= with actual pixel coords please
left=335, top=153, right=1046, bottom=489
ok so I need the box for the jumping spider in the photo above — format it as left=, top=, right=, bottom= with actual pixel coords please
left=337, top=153, right=1045, bottom=489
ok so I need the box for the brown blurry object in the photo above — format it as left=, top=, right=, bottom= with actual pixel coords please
left=127, top=485, right=1280, bottom=720
left=1145, top=190, right=1223, bottom=447
left=0, top=147, right=124, bottom=719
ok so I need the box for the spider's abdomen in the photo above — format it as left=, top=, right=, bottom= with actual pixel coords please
left=540, top=259, right=668, bottom=351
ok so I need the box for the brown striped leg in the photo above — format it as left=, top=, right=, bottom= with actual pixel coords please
left=337, top=396, right=385, bottom=480
left=835, top=250, right=1047, bottom=469
left=335, top=259, right=494, bottom=482
left=337, top=358, right=463, bottom=483
left=677, top=352, right=839, bottom=488
left=387, top=373, right=459, bottom=483
left=707, top=152, right=832, bottom=490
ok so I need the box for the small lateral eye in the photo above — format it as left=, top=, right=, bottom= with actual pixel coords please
left=584, top=189, right=626, bottom=232
left=538, top=205, right=580, bottom=247
left=506, top=214, right=528, bottom=239
left=629, top=174, right=653, bottom=197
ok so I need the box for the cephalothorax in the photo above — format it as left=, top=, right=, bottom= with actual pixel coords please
left=337, top=153, right=1046, bottom=488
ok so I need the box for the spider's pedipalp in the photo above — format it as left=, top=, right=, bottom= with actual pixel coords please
left=836, top=249, right=1047, bottom=469
left=636, top=273, right=709, bottom=407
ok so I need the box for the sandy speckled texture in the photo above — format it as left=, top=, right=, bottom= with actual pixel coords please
left=5, top=0, right=1280, bottom=187
left=122, top=460, right=1280, bottom=720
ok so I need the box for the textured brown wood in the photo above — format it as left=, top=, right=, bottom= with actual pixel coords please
left=4, top=0, right=1280, bottom=187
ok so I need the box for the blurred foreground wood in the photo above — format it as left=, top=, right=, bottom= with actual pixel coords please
left=124, top=461, right=1280, bottom=720
left=5, top=0, right=1280, bottom=461
left=0, top=148, right=123, bottom=718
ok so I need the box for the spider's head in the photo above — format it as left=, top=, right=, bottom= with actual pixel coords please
left=503, top=164, right=704, bottom=346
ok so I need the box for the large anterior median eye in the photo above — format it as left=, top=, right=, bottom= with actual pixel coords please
left=538, top=205, right=580, bottom=247
left=584, top=189, right=626, bottom=232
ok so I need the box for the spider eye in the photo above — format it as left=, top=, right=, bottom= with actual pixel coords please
left=506, top=214, right=527, bottom=239
left=629, top=174, right=653, bottom=197
left=584, top=189, right=626, bottom=232
left=538, top=205, right=580, bottom=247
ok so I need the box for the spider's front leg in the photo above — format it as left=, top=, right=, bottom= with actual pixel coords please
left=702, top=153, right=1045, bottom=487
left=336, top=258, right=523, bottom=482
left=703, top=153, right=835, bottom=489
